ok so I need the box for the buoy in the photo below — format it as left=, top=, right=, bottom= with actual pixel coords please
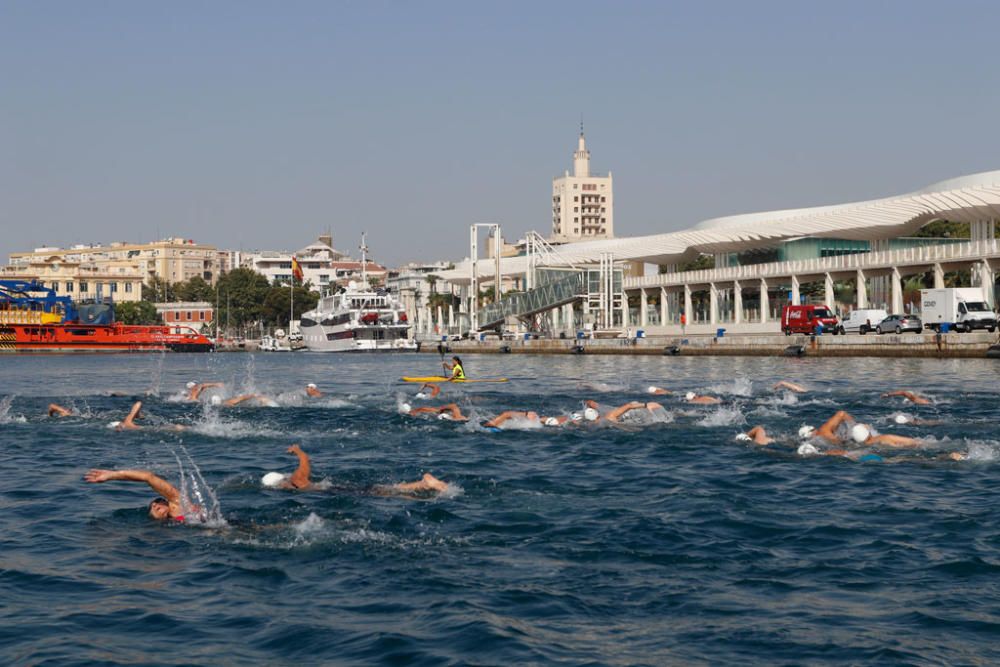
left=571, top=344, right=585, bottom=354
left=663, top=345, right=681, bottom=356
left=499, top=344, right=511, bottom=354
left=783, top=345, right=805, bottom=357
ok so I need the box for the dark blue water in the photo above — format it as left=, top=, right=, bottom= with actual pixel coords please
left=1, top=352, right=999, bottom=665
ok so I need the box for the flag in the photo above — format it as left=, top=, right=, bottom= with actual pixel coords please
left=291, top=256, right=303, bottom=282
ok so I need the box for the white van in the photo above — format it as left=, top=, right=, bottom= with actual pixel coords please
left=837, top=309, right=888, bottom=335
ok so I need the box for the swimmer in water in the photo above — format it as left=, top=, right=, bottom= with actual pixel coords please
left=262, top=445, right=451, bottom=496
left=47, top=403, right=73, bottom=417
left=223, top=394, right=278, bottom=408
left=815, top=410, right=920, bottom=448
left=401, top=402, right=468, bottom=421
left=186, top=382, right=223, bottom=401
left=736, top=425, right=774, bottom=445
left=482, top=410, right=540, bottom=428
left=888, top=412, right=942, bottom=427
left=416, top=383, right=441, bottom=400
left=84, top=468, right=196, bottom=521
left=773, top=381, right=808, bottom=393
left=603, top=401, right=666, bottom=423
left=881, top=390, right=931, bottom=405
left=305, top=383, right=322, bottom=398
left=683, top=392, right=722, bottom=405
left=116, top=401, right=145, bottom=430
left=646, top=386, right=672, bottom=395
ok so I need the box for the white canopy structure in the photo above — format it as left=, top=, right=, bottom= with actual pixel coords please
left=440, top=169, right=1000, bottom=284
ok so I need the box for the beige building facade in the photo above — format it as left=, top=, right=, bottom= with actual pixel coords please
left=8, top=238, right=220, bottom=286
left=0, top=258, right=144, bottom=303
left=551, top=131, right=614, bottom=242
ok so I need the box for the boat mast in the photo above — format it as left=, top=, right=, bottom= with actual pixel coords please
left=359, top=233, right=368, bottom=289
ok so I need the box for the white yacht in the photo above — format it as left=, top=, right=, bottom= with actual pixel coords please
left=299, top=237, right=417, bottom=352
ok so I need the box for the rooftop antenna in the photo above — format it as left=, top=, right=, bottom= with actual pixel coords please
left=359, top=232, right=368, bottom=287
left=579, top=114, right=584, bottom=136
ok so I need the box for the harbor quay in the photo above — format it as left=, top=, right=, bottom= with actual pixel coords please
left=423, top=330, right=1000, bottom=359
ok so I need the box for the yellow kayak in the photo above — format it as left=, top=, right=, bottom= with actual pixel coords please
left=401, top=376, right=509, bottom=383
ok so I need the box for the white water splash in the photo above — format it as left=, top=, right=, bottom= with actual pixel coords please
left=965, top=442, right=998, bottom=462
left=172, top=445, right=227, bottom=527
left=146, top=351, right=166, bottom=397
left=698, top=406, right=747, bottom=427
left=706, top=377, right=754, bottom=397
left=0, top=396, right=26, bottom=424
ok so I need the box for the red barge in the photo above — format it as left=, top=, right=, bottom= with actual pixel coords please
left=0, top=280, right=214, bottom=353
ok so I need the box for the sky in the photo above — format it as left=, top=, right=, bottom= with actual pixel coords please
left=3, top=0, right=1000, bottom=267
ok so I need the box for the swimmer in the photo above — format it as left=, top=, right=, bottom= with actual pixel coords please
left=263, top=444, right=451, bottom=497
left=604, top=401, right=666, bottom=423
left=646, top=386, right=672, bottom=395
left=223, top=394, right=278, bottom=408
left=305, top=383, right=323, bottom=398
left=47, top=403, right=73, bottom=417
left=737, top=425, right=774, bottom=445
left=84, top=468, right=196, bottom=521
left=683, top=392, right=721, bottom=405
left=881, top=390, right=931, bottom=405
left=117, top=401, right=144, bottom=430
left=403, top=402, right=468, bottom=421
left=261, top=443, right=315, bottom=490
left=186, top=382, right=223, bottom=401
left=815, top=410, right=920, bottom=448
left=889, top=413, right=942, bottom=427
left=416, top=383, right=441, bottom=400
left=773, top=381, right=808, bottom=393
left=483, top=410, right=540, bottom=428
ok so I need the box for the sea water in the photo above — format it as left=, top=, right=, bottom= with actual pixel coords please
left=1, top=353, right=998, bottom=664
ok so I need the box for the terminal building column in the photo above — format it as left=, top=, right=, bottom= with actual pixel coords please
left=824, top=273, right=835, bottom=310
left=759, top=278, right=769, bottom=324
left=709, top=282, right=719, bottom=325
left=660, top=286, right=670, bottom=325
left=639, top=288, right=648, bottom=327
left=551, top=304, right=560, bottom=331
left=980, top=260, right=995, bottom=307
left=683, top=284, right=693, bottom=324
left=856, top=269, right=868, bottom=308
left=933, top=263, right=945, bottom=289
left=790, top=275, right=800, bottom=306
left=733, top=280, right=742, bottom=324
left=891, top=267, right=903, bottom=314
left=621, top=291, right=630, bottom=328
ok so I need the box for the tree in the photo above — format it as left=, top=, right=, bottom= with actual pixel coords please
left=115, top=301, right=158, bottom=325
left=175, top=276, right=214, bottom=302
left=215, top=268, right=271, bottom=332
left=914, top=220, right=969, bottom=239
left=425, top=274, right=440, bottom=294
left=261, top=285, right=320, bottom=327
left=142, top=276, right=175, bottom=303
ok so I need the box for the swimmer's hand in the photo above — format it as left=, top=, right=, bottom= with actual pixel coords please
left=287, top=444, right=303, bottom=454
left=84, top=469, right=115, bottom=483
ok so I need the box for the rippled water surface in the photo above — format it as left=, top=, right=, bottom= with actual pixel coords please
left=2, top=353, right=999, bottom=665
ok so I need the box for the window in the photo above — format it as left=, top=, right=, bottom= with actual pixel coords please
left=574, top=207, right=578, bottom=212
left=199, top=311, right=205, bottom=321
left=79, top=282, right=88, bottom=292
left=110, top=282, right=118, bottom=293
left=601, top=196, right=606, bottom=202
left=186, top=312, right=192, bottom=321
left=66, top=282, right=74, bottom=292
left=574, top=217, right=579, bottom=222
left=573, top=196, right=578, bottom=202
left=573, top=184, right=578, bottom=189
left=125, top=283, right=132, bottom=293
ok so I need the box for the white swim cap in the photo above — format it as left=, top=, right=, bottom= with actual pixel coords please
left=307, top=383, right=317, bottom=389
left=415, top=392, right=427, bottom=400
left=647, top=386, right=658, bottom=394
left=798, top=443, right=819, bottom=456
left=400, top=403, right=412, bottom=414
left=186, top=381, right=196, bottom=389
left=261, top=472, right=287, bottom=488
left=894, top=414, right=910, bottom=425
left=798, top=425, right=815, bottom=439
left=570, top=412, right=583, bottom=422
left=583, top=407, right=599, bottom=421
left=685, top=392, right=696, bottom=401
left=850, top=423, right=871, bottom=444
left=108, top=420, right=121, bottom=429
left=437, top=412, right=453, bottom=421
left=210, top=395, right=222, bottom=406
left=544, top=417, right=560, bottom=427
left=735, top=433, right=751, bottom=442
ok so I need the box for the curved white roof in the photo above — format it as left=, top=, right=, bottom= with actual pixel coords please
left=440, top=169, right=1000, bottom=282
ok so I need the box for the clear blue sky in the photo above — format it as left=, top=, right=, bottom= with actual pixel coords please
left=3, top=1, right=1000, bottom=267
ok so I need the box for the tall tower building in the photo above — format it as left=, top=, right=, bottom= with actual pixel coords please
left=551, top=129, right=614, bottom=242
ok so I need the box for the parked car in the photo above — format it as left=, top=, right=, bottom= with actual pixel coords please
left=781, top=304, right=840, bottom=335
left=876, top=314, right=922, bottom=334
left=837, top=308, right=888, bottom=335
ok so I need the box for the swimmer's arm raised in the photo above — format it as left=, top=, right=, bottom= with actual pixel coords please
left=817, top=410, right=853, bottom=440
left=84, top=469, right=180, bottom=502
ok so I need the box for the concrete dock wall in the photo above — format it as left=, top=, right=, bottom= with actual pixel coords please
left=424, top=332, right=1000, bottom=358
